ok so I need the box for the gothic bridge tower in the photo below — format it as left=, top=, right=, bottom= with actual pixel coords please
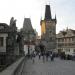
left=40, top=5, right=57, bottom=51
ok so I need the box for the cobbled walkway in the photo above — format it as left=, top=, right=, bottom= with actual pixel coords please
left=18, top=56, right=75, bottom=75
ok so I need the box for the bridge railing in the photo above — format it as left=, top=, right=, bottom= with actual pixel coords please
left=0, top=57, right=24, bottom=75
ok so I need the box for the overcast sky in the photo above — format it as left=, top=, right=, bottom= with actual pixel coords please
left=0, top=0, right=75, bottom=35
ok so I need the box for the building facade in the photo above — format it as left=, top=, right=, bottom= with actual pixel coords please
left=56, top=28, right=75, bottom=56
left=0, top=17, right=23, bottom=67
left=0, top=22, right=18, bottom=66
left=0, top=23, right=9, bottom=65
left=40, top=5, right=57, bottom=51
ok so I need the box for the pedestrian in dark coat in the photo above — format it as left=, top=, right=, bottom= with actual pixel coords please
left=51, top=52, right=54, bottom=61
left=46, top=52, right=49, bottom=61
left=38, top=52, right=41, bottom=59
left=32, top=52, right=35, bottom=63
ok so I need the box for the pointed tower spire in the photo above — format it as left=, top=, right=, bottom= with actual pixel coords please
left=55, top=14, right=57, bottom=24
left=23, top=18, right=33, bottom=31
left=45, top=5, right=52, bottom=20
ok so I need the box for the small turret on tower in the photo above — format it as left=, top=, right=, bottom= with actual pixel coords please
left=55, top=14, right=57, bottom=24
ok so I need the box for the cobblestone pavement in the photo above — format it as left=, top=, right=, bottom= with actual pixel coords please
left=20, top=56, right=75, bottom=75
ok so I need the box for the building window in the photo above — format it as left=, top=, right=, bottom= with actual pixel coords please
left=69, top=38, right=71, bottom=42
left=0, top=37, right=3, bottom=47
left=58, top=38, right=63, bottom=42
left=72, top=37, right=75, bottom=41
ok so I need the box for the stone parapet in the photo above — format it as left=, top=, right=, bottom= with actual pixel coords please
left=0, top=57, right=24, bottom=75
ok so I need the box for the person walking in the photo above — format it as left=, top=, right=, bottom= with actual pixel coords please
left=46, top=52, right=49, bottom=61
left=38, top=52, right=41, bottom=59
left=32, top=51, right=35, bottom=63
left=51, top=52, right=54, bottom=61
left=42, top=51, right=45, bottom=62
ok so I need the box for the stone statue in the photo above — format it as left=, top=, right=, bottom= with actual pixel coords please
left=10, top=17, right=17, bottom=31
left=10, top=17, right=17, bottom=27
left=10, top=17, right=14, bottom=26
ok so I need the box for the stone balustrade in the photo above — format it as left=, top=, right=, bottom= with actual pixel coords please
left=0, top=57, right=24, bottom=75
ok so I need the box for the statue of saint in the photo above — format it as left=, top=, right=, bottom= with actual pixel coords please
left=10, top=17, right=14, bottom=26
left=10, top=17, right=17, bottom=31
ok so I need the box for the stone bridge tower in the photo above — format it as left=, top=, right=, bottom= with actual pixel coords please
left=41, top=5, right=57, bottom=51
